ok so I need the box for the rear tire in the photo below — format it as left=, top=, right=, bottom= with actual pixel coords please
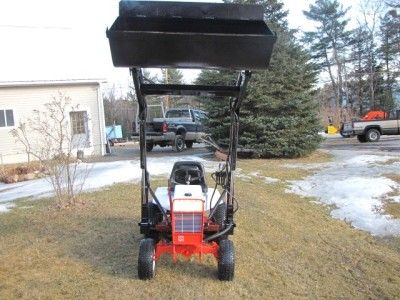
left=218, top=239, right=235, bottom=281
left=146, top=142, right=154, bottom=152
left=357, top=135, right=367, bottom=143
left=185, top=141, right=193, bottom=149
left=174, top=135, right=185, bottom=152
left=138, top=238, right=156, bottom=280
left=366, top=128, right=380, bottom=142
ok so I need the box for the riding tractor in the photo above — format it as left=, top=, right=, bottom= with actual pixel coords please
left=107, top=0, right=276, bottom=280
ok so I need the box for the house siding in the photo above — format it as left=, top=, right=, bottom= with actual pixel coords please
left=0, top=83, right=105, bottom=164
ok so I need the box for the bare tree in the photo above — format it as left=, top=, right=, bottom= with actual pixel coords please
left=11, top=122, right=32, bottom=164
left=358, top=0, right=385, bottom=108
left=11, top=93, right=91, bottom=207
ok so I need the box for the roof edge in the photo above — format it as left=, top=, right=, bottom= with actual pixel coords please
left=0, top=78, right=107, bottom=88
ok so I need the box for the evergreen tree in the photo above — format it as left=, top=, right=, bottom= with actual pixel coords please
left=379, top=9, right=400, bottom=110
left=163, top=69, right=183, bottom=108
left=348, top=26, right=370, bottom=114
left=197, top=0, right=322, bottom=158
left=303, top=0, right=352, bottom=108
left=161, top=68, right=184, bottom=84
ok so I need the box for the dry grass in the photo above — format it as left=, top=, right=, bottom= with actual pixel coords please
left=0, top=162, right=45, bottom=183
left=376, top=158, right=400, bottom=166
left=383, top=202, right=400, bottom=219
left=381, top=174, right=400, bottom=219
left=1, top=151, right=400, bottom=299
left=385, top=173, right=400, bottom=184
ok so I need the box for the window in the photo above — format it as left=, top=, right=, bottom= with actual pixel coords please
left=193, top=110, right=202, bottom=122
left=70, top=111, right=87, bottom=135
left=166, top=110, right=191, bottom=118
left=0, top=109, right=15, bottom=127
left=193, top=110, right=208, bottom=123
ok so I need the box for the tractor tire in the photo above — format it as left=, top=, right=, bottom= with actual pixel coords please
left=185, top=141, right=193, bottom=149
left=146, top=142, right=154, bottom=152
left=218, top=239, right=235, bottom=281
left=212, top=203, right=226, bottom=225
left=366, top=128, right=380, bottom=142
left=174, top=135, right=185, bottom=152
left=357, top=135, right=367, bottom=143
left=138, top=238, right=156, bottom=280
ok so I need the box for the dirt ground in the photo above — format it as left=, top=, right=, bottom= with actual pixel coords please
left=1, top=151, right=399, bottom=299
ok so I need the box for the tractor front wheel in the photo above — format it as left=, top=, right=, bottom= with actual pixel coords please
left=218, top=239, right=235, bottom=281
left=138, top=238, right=156, bottom=280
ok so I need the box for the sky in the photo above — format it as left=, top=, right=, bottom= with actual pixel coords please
left=0, top=0, right=358, bottom=93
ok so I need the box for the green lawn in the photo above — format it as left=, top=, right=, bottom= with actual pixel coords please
left=1, top=151, right=399, bottom=299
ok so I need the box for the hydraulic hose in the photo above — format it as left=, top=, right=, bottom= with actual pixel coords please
left=204, top=222, right=233, bottom=242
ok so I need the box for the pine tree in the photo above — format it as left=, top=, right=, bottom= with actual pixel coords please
left=303, top=0, right=352, bottom=108
left=161, top=69, right=184, bottom=108
left=348, top=26, right=370, bottom=115
left=197, top=0, right=322, bottom=158
left=379, top=9, right=400, bottom=110
left=161, top=68, right=184, bottom=84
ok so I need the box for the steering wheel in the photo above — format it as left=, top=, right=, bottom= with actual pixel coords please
left=184, top=169, right=201, bottom=184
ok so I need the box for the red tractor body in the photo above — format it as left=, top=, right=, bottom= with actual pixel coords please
left=155, top=198, right=219, bottom=261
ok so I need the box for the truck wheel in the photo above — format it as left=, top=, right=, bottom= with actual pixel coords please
left=340, top=131, right=351, bottom=138
left=146, top=142, right=154, bottom=152
left=174, top=135, right=185, bottom=152
left=218, top=239, right=234, bottom=281
left=185, top=141, right=193, bottom=149
left=357, top=135, right=367, bottom=143
left=138, top=238, right=156, bottom=280
left=366, top=129, right=380, bottom=142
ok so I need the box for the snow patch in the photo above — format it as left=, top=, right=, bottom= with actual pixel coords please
left=318, top=132, right=341, bottom=139
left=0, top=203, right=15, bottom=213
left=344, top=155, right=393, bottom=166
left=0, top=155, right=218, bottom=205
left=237, top=170, right=280, bottom=184
left=263, top=176, right=280, bottom=184
left=286, top=151, right=400, bottom=236
left=284, top=162, right=329, bottom=170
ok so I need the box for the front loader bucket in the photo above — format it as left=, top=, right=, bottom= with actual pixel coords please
left=106, top=1, right=276, bottom=70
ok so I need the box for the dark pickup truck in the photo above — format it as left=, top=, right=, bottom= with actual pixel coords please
left=134, top=108, right=208, bottom=151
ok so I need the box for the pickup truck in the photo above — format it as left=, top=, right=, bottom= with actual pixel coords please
left=134, top=108, right=208, bottom=151
left=350, top=109, right=400, bottom=142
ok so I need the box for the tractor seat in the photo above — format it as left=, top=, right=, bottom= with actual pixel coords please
left=169, top=161, right=207, bottom=193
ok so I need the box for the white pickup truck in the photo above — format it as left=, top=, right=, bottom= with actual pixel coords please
left=352, top=109, right=400, bottom=142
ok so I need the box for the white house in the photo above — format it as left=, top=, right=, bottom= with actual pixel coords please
left=0, top=79, right=107, bottom=164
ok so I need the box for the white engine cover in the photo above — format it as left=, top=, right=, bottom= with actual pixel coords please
left=173, top=185, right=204, bottom=200
left=152, top=185, right=222, bottom=211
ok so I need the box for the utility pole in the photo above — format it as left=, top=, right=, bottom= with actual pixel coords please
left=165, top=69, right=170, bottom=110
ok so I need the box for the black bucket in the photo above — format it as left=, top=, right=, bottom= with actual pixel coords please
left=106, top=1, right=276, bottom=70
